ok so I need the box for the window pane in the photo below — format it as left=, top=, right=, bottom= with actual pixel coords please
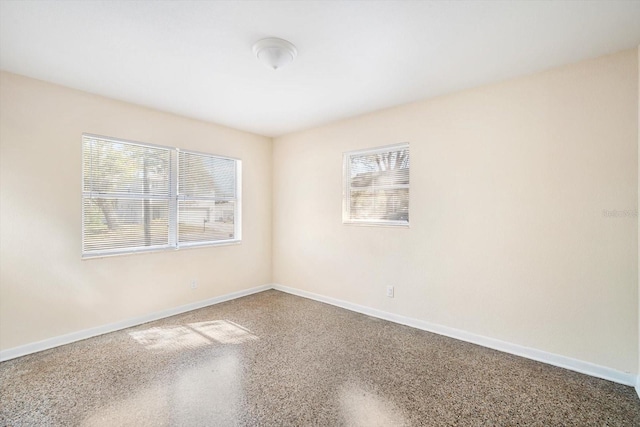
left=83, top=137, right=170, bottom=196
left=83, top=198, right=170, bottom=253
left=350, top=167, right=409, bottom=188
left=179, top=152, right=236, bottom=199
left=349, top=148, right=409, bottom=185
left=349, top=188, right=409, bottom=221
left=178, top=200, right=236, bottom=244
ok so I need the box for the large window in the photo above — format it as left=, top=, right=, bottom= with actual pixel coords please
left=343, top=143, right=409, bottom=226
left=82, top=134, right=241, bottom=258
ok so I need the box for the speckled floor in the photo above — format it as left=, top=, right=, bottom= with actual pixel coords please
left=0, top=290, right=638, bottom=426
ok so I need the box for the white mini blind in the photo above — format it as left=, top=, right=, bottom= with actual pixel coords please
left=178, top=151, right=239, bottom=245
left=343, top=143, right=409, bottom=226
left=82, top=134, right=241, bottom=258
left=82, top=136, right=172, bottom=255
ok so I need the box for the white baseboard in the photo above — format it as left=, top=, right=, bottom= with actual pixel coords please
left=272, top=284, right=637, bottom=387
left=0, top=284, right=271, bottom=362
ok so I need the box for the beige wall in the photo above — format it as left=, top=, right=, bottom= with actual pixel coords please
left=0, top=72, right=272, bottom=351
left=273, top=50, right=639, bottom=373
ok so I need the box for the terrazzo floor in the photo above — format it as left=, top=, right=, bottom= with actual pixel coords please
left=0, top=290, right=638, bottom=426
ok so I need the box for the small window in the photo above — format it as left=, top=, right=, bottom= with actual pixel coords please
left=82, top=134, right=241, bottom=258
left=343, top=143, right=409, bottom=226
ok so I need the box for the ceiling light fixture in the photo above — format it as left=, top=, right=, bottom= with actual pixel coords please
left=252, top=37, right=297, bottom=70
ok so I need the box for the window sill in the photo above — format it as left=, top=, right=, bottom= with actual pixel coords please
left=82, top=239, right=242, bottom=260
left=342, top=220, right=410, bottom=228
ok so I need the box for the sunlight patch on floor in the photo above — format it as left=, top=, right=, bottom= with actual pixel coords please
left=338, top=383, right=407, bottom=427
left=129, top=320, right=258, bottom=351
left=81, top=354, right=242, bottom=426
left=190, top=320, right=259, bottom=344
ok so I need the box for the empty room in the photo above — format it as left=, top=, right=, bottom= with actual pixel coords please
left=0, top=1, right=639, bottom=425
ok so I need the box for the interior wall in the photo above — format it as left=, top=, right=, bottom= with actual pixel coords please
left=0, top=71, right=272, bottom=351
left=272, top=49, right=639, bottom=373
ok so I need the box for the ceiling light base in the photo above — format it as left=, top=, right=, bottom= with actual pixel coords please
left=252, top=37, right=297, bottom=70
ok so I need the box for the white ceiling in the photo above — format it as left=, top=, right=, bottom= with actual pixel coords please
left=1, top=1, right=639, bottom=137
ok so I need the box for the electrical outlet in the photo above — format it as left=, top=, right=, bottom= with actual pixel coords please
left=190, top=280, right=198, bottom=290
left=386, top=285, right=394, bottom=298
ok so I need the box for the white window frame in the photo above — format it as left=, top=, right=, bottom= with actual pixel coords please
left=82, top=134, right=241, bottom=258
left=342, top=142, right=410, bottom=227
